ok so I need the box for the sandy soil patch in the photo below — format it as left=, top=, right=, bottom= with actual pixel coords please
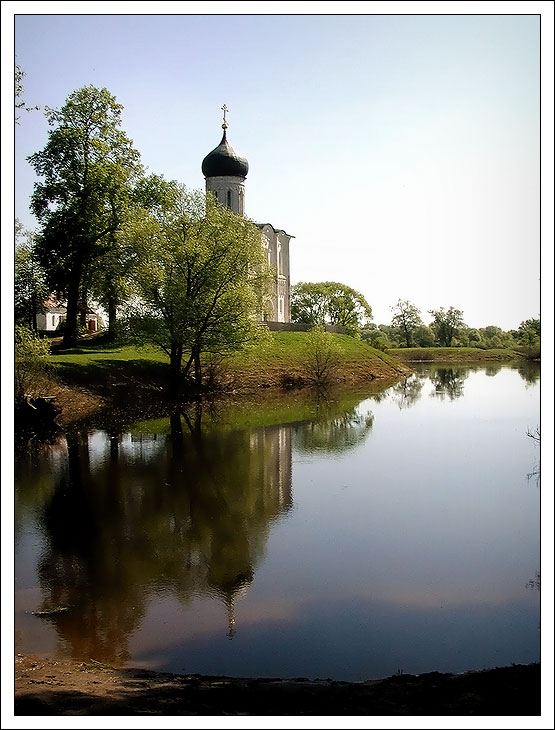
left=12, top=654, right=540, bottom=717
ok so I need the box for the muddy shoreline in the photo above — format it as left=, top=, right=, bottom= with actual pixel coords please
left=12, top=654, right=540, bottom=716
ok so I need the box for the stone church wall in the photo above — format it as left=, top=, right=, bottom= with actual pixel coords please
left=264, top=322, right=346, bottom=334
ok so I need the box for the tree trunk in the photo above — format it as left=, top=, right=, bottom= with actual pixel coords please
left=107, top=296, right=117, bottom=340
left=169, top=410, right=183, bottom=441
left=194, top=350, right=202, bottom=390
left=63, top=276, right=81, bottom=347
left=79, top=292, right=88, bottom=329
left=169, top=342, right=183, bottom=398
left=31, top=292, right=38, bottom=332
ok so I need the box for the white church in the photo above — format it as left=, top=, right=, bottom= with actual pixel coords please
left=201, top=106, right=293, bottom=324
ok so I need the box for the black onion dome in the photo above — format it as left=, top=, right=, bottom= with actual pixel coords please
left=201, top=130, right=249, bottom=178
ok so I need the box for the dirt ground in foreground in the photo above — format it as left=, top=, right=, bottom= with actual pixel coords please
left=12, top=654, right=540, bottom=717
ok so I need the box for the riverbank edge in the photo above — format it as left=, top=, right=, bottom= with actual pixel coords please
left=388, top=346, right=535, bottom=364
left=31, top=336, right=537, bottom=429
left=12, top=654, right=541, bottom=717
left=37, top=359, right=412, bottom=429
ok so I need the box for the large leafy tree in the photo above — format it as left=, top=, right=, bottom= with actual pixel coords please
left=291, top=282, right=372, bottom=335
left=390, top=299, right=423, bottom=347
left=124, top=187, right=271, bottom=393
left=428, top=306, right=466, bottom=347
left=413, top=324, right=435, bottom=347
left=515, top=317, right=540, bottom=358
left=28, top=86, right=143, bottom=346
left=89, top=173, right=178, bottom=339
left=517, top=318, right=540, bottom=346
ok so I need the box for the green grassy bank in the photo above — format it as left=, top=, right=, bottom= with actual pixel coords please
left=388, top=346, right=527, bottom=363
left=33, top=335, right=538, bottom=429
left=49, top=331, right=410, bottom=394
left=224, top=331, right=409, bottom=388
left=42, top=331, right=410, bottom=425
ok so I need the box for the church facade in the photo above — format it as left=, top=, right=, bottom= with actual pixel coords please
left=201, top=107, right=293, bottom=324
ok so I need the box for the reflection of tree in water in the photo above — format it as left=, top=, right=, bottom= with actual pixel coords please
left=28, top=409, right=293, bottom=664
left=389, top=372, right=426, bottom=410
left=292, top=398, right=374, bottom=453
left=429, top=367, right=469, bottom=401
left=514, top=362, right=540, bottom=387
left=37, top=430, right=149, bottom=665
left=14, top=433, right=67, bottom=546
left=484, top=365, right=502, bottom=377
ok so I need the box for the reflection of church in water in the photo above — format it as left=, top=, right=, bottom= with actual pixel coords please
left=109, top=422, right=294, bottom=639
left=201, top=105, right=293, bottom=324
left=20, top=398, right=376, bottom=664
left=249, top=426, right=293, bottom=521
left=218, top=424, right=293, bottom=638
left=29, top=417, right=295, bottom=661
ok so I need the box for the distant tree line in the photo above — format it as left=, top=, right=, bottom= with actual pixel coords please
left=289, top=290, right=539, bottom=354
left=356, top=299, right=540, bottom=354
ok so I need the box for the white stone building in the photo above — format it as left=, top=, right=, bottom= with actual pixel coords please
left=36, top=304, right=66, bottom=332
left=201, top=107, right=293, bottom=324
left=36, top=298, right=99, bottom=333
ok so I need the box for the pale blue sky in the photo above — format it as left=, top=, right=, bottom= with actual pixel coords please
left=7, top=4, right=550, bottom=330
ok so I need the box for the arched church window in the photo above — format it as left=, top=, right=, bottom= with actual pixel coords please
left=227, top=190, right=232, bottom=209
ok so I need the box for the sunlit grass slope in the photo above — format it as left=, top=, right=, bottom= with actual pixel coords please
left=48, top=330, right=409, bottom=394
left=389, top=347, right=522, bottom=363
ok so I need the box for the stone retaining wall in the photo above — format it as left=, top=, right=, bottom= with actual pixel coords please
left=264, top=321, right=346, bottom=334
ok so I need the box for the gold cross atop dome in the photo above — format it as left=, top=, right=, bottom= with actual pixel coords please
left=221, top=104, right=228, bottom=130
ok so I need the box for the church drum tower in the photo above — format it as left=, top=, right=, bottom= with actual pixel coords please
left=201, top=106, right=293, bottom=324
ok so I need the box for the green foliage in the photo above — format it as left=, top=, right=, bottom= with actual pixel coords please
left=123, top=187, right=272, bottom=391
left=413, top=324, right=435, bottom=347
left=14, top=326, right=52, bottom=403
left=429, top=306, right=466, bottom=347
left=369, top=298, right=537, bottom=354
left=89, top=175, right=180, bottom=338
left=360, top=323, right=400, bottom=349
left=360, top=323, right=380, bottom=344
left=518, top=318, right=540, bottom=338
left=15, top=64, right=24, bottom=119
left=15, top=221, right=49, bottom=330
left=303, top=325, right=343, bottom=387
left=462, top=328, right=483, bottom=347
left=371, top=336, right=391, bottom=352
left=390, top=299, right=423, bottom=347
left=47, top=330, right=404, bottom=399
left=15, top=63, right=39, bottom=123
left=291, top=281, right=372, bottom=335
left=516, top=318, right=540, bottom=357
left=28, top=85, right=143, bottom=346
left=482, top=325, right=502, bottom=339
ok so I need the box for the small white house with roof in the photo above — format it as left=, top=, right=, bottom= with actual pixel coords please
left=36, top=297, right=99, bottom=333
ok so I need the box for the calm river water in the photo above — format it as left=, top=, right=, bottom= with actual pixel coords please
left=14, top=364, right=540, bottom=681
